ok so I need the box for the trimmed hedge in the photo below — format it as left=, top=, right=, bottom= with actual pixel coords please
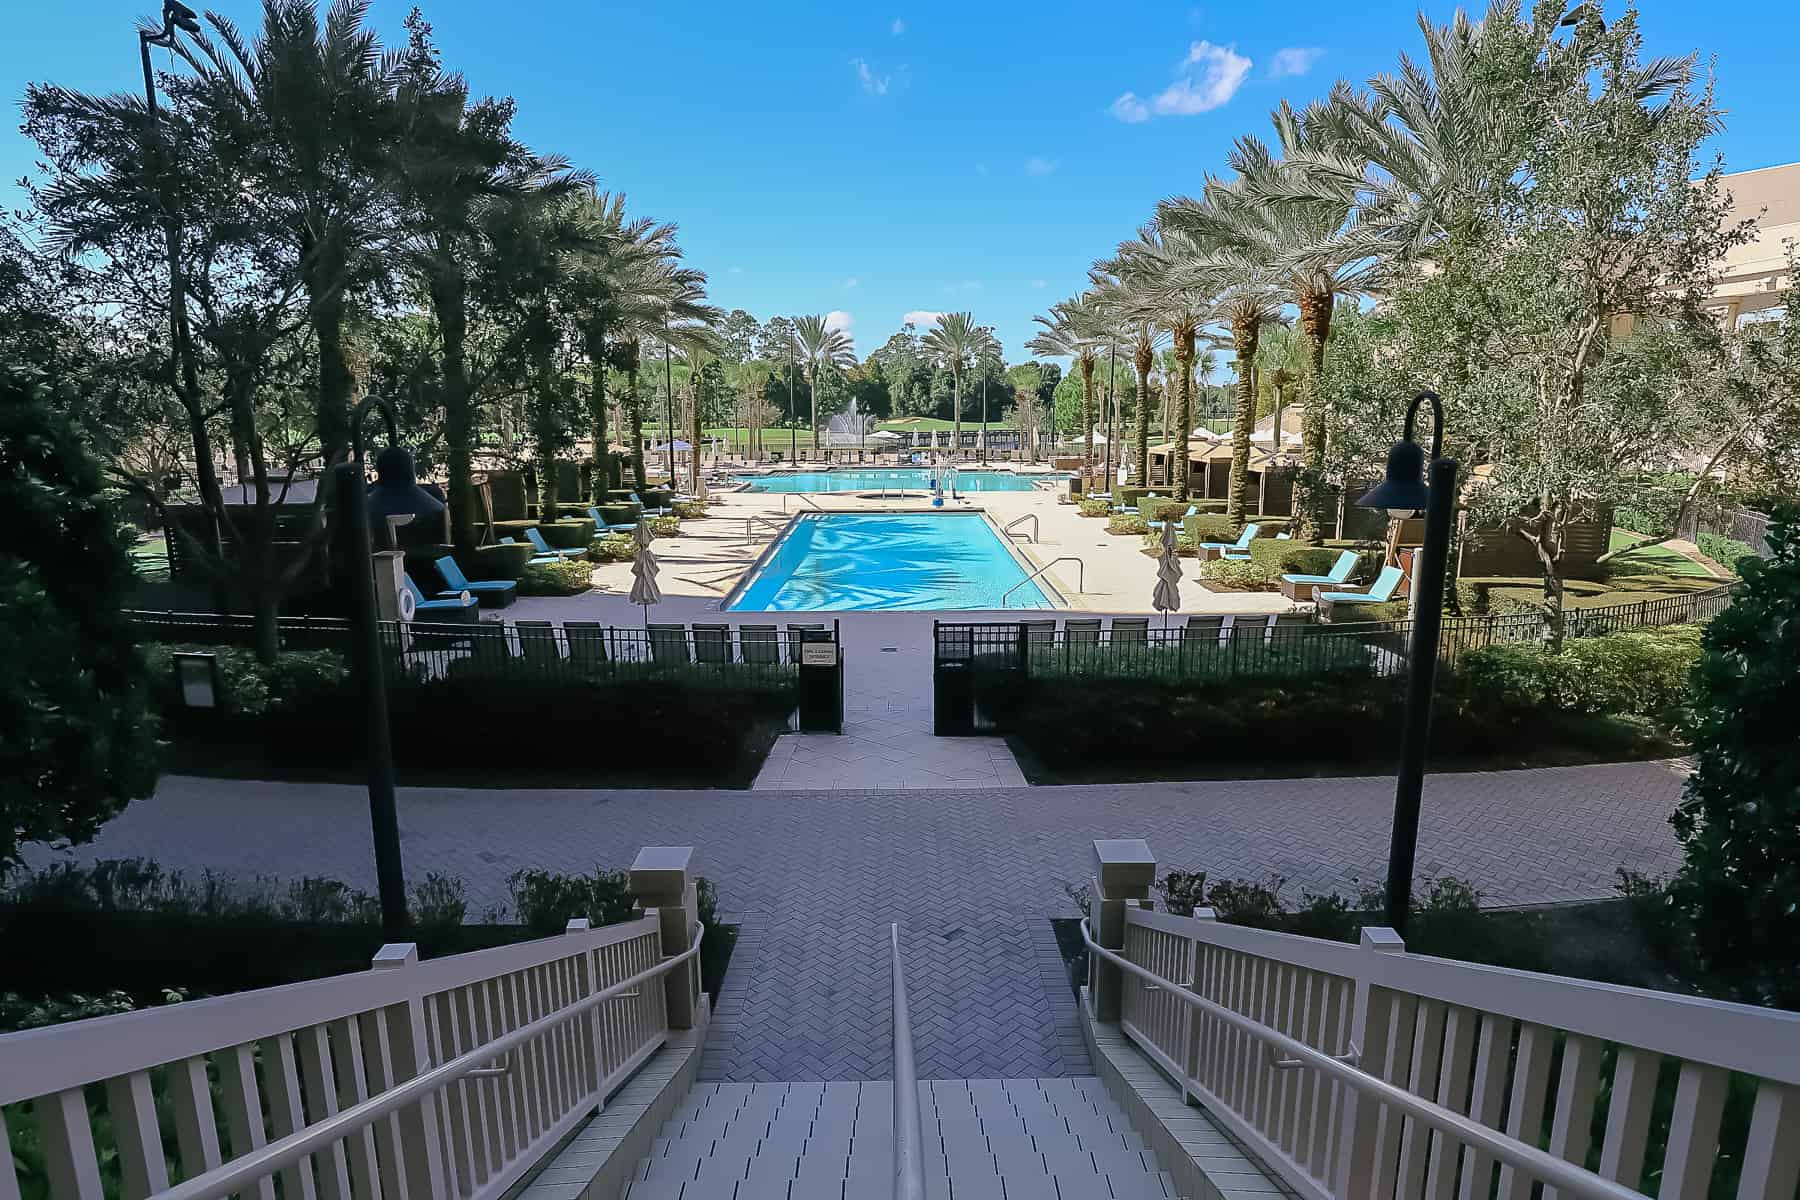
left=1459, top=625, right=1702, bottom=719
left=1196, top=559, right=1276, bottom=589
left=1077, top=497, right=1112, bottom=518
left=594, top=501, right=644, bottom=527
left=637, top=488, right=675, bottom=511
left=1107, top=513, right=1150, bottom=535
left=671, top=499, right=709, bottom=520
left=588, top=535, right=637, bottom=563
left=1186, top=514, right=1236, bottom=543
left=535, top=518, right=596, bottom=549
left=646, top=515, right=681, bottom=538
left=142, top=643, right=348, bottom=717
left=518, top=560, right=595, bottom=596
left=1244, top=539, right=1345, bottom=578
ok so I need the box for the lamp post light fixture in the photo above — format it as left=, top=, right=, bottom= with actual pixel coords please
left=333, top=397, right=445, bottom=938
left=1357, top=389, right=1458, bottom=936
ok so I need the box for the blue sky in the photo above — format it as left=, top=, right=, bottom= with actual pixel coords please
left=3, top=1, right=1794, bottom=361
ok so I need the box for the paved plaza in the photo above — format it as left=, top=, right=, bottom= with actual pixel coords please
left=33, top=760, right=1689, bottom=1080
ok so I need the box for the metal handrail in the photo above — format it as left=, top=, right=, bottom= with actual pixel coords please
left=1003, top=513, right=1039, bottom=543
left=746, top=513, right=788, bottom=542
left=890, top=924, right=926, bottom=1200
left=1002, top=556, right=1084, bottom=607
left=1077, top=920, right=1644, bottom=1200
left=152, top=923, right=706, bottom=1200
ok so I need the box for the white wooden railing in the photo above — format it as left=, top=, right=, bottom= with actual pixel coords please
left=0, top=914, right=692, bottom=1200
left=1091, top=907, right=1800, bottom=1200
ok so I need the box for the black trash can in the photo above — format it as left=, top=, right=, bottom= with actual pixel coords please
left=796, top=626, right=842, bottom=733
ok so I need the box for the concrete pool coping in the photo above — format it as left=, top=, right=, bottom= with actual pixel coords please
left=719, top=506, right=1067, bottom=612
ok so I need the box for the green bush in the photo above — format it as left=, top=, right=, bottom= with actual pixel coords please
left=536, top=518, right=596, bottom=549
left=491, top=519, right=541, bottom=543
left=671, top=499, right=709, bottom=520
left=468, top=541, right=536, bottom=580
left=518, top=559, right=594, bottom=596
left=594, top=501, right=643, bottom=527
left=1196, top=558, right=1275, bottom=589
left=507, top=866, right=635, bottom=935
left=1138, top=497, right=1193, bottom=521
left=1185, top=514, right=1236, bottom=543
left=1615, top=505, right=1666, bottom=537
left=1106, top=512, right=1149, bottom=535
left=1696, top=532, right=1757, bottom=573
left=1458, top=624, right=1702, bottom=719
left=1244, top=539, right=1339, bottom=577
left=1140, top=531, right=1198, bottom=556
left=588, top=534, right=637, bottom=563
left=1077, top=497, right=1112, bottom=518
left=647, top=515, right=681, bottom=537
left=141, top=644, right=348, bottom=717
left=637, top=488, right=675, bottom=511
left=1115, top=486, right=1155, bottom=509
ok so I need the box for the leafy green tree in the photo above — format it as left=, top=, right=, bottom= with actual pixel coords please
left=1029, top=297, right=1104, bottom=472
left=792, top=315, right=855, bottom=451
left=1671, top=507, right=1800, bottom=1006
left=2, top=366, right=159, bottom=870
left=921, top=312, right=986, bottom=454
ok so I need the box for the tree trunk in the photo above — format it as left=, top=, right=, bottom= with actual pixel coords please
left=1525, top=517, right=1568, bottom=653
left=1173, top=333, right=1195, bottom=501
left=1295, top=289, right=1334, bottom=542
left=1226, top=311, right=1260, bottom=528
left=309, top=252, right=352, bottom=468
left=1079, top=356, right=1096, bottom=477
left=690, top=372, right=703, bottom=495
left=585, top=324, right=610, bottom=503
left=808, top=364, right=820, bottom=456
left=627, top=363, right=646, bottom=489
left=951, top=367, right=962, bottom=459
left=532, top=334, right=560, bottom=523
left=433, top=271, right=479, bottom=552
left=1132, top=340, right=1153, bottom=487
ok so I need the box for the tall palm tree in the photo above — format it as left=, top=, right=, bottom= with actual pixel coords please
left=1089, top=262, right=1170, bottom=488
left=1157, top=185, right=1285, bottom=526
left=1027, top=298, right=1104, bottom=474
left=921, top=312, right=984, bottom=459
left=972, top=326, right=1004, bottom=463
left=1112, top=229, right=1218, bottom=501
left=1161, top=101, right=1374, bottom=537
left=792, top=315, right=854, bottom=457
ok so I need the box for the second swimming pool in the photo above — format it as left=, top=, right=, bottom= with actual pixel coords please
left=724, top=512, right=1054, bottom=611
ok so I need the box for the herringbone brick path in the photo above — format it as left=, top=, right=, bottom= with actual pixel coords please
left=37, top=760, right=1689, bottom=1081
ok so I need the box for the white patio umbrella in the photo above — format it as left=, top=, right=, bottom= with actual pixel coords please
left=1152, top=520, right=1183, bottom=627
left=629, top=518, right=662, bottom=625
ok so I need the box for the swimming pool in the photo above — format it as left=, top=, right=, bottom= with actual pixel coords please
left=732, top=468, right=1054, bottom=494
left=724, top=512, right=1054, bottom=611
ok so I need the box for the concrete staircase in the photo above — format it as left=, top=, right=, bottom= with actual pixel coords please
left=618, top=1077, right=1178, bottom=1199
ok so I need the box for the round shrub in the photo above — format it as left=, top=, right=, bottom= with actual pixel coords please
left=1197, top=559, right=1276, bottom=590
left=1077, top=497, right=1112, bottom=518
left=535, top=518, right=596, bottom=550
left=588, top=535, right=636, bottom=563
left=671, top=499, right=709, bottom=520
left=647, top=515, right=681, bottom=538
left=594, top=501, right=643, bottom=528
left=1107, top=513, right=1149, bottom=536
left=518, top=560, right=595, bottom=596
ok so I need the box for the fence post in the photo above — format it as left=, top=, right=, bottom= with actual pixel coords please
left=1178, top=905, right=1215, bottom=1103
left=370, top=943, right=449, bottom=1199
left=1089, top=839, right=1157, bottom=1023
left=1332, top=927, right=1405, bottom=1198
left=630, top=846, right=702, bottom=1031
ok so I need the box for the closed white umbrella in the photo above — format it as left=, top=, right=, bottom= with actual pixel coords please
left=629, top=518, right=662, bottom=624
left=1152, top=520, right=1183, bottom=626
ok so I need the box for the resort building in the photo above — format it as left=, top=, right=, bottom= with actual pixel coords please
left=1708, top=160, right=1798, bottom=328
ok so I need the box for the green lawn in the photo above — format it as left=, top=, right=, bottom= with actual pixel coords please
left=1607, top=528, right=1714, bottom=577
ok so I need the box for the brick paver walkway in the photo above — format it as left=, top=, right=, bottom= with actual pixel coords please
left=30, top=761, right=1688, bottom=1080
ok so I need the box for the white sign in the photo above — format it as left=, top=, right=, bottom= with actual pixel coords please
left=800, top=642, right=837, bottom=667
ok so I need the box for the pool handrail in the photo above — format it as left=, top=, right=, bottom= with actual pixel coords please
left=1002, top=555, right=1083, bottom=607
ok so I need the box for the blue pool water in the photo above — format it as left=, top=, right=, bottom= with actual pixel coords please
left=725, top=513, right=1053, bottom=611
left=733, top=468, right=1052, bottom=494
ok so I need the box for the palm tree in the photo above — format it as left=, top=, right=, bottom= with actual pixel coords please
left=972, top=326, right=1004, bottom=463
left=1161, top=101, right=1375, bottom=537
left=792, top=315, right=854, bottom=457
left=1027, top=298, right=1104, bottom=474
left=1112, top=229, right=1218, bottom=501
left=921, top=313, right=985, bottom=459
left=1089, top=261, right=1170, bottom=488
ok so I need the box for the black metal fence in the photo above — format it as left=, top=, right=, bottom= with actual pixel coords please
left=932, top=583, right=1738, bottom=734
left=1680, top=502, right=1773, bottom=558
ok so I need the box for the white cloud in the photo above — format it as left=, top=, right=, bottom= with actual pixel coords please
left=891, top=17, right=905, bottom=34
left=1110, top=92, right=1150, bottom=123
left=1024, top=156, right=1059, bottom=176
left=1030, top=279, right=1048, bottom=289
left=1269, top=47, right=1323, bottom=79
left=1153, top=42, right=1252, bottom=114
left=842, top=277, right=860, bottom=290
left=1114, top=39, right=1251, bottom=121
left=851, top=57, right=890, bottom=96
left=825, top=310, right=856, bottom=350
left=903, top=310, right=944, bottom=328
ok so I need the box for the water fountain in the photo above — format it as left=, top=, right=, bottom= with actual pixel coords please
left=821, top=397, right=876, bottom=449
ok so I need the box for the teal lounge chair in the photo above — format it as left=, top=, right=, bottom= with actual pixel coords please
left=523, top=527, right=587, bottom=561
left=630, top=491, right=671, bottom=516
left=1279, top=550, right=1358, bottom=601
left=433, top=555, right=517, bottom=608
left=1318, top=564, right=1404, bottom=622
left=1146, top=504, right=1198, bottom=532
left=1201, top=523, right=1260, bottom=558
left=587, top=506, right=638, bottom=536
left=500, top=535, right=559, bottom=565
left=402, top=574, right=478, bottom=622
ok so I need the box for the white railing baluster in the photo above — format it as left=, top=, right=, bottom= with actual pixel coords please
left=218, top=1045, right=277, bottom=1200
left=105, top=1070, right=171, bottom=1198
left=348, top=1013, right=401, bottom=1199
left=1497, top=1022, right=1555, bottom=1200
left=35, top=1087, right=104, bottom=1200
left=1458, top=1013, right=1511, bottom=1200
left=0, top=1109, right=20, bottom=1200
left=294, top=1025, right=353, bottom=1200
left=372, top=947, right=451, bottom=1200
left=1542, top=1034, right=1604, bottom=1200
left=1598, top=1048, right=1660, bottom=1191
left=1396, top=999, right=1447, bottom=1198
left=426, top=992, right=474, bottom=1193
left=1423, top=1006, right=1479, bottom=1200
left=167, top=1056, right=223, bottom=1183
left=1313, top=976, right=1349, bottom=1181
left=1736, top=1082, right=1800, bottom=1200
left=1370, top=990, right=1419, bottom=1200
left=1657, top=1062, right=1728, bottom=1200
left=259, top=1034, right=319, bottom=1200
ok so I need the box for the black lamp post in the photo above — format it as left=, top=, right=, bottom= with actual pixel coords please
left=333, top=397, right=445, bottom=938
left=1357, top=390, right=1458, bottom=935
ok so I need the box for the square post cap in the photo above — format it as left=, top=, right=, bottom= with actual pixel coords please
left=630, top=846, right=695, bottom=902
left=1092, top=839, right=1156, bottom=898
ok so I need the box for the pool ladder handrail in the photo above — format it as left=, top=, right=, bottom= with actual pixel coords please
left=745, top=513, right=789, bottom=542
left=1002, top=513, right=1039, bottom=543
left=1002, top=555, right=1084, bottom=607
left=781, top=492, right=825, bottom=513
